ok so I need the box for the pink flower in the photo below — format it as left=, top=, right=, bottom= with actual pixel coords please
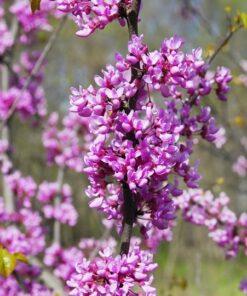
left=67, top=243, right=157, bottom=295
left=53, top=0, right=133, bottom=37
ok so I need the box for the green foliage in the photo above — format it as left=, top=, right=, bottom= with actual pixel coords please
left=0, top=246, right=28, bottom=278
left=239, top=12, right=247, bottom=28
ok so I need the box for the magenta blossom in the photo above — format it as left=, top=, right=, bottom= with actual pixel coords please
left=70, top=35, right=231, bottom=237
left=67, top=243, right=157, bottom=295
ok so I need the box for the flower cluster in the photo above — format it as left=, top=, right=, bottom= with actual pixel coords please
left=0, top=139, right=78, bottom=255
left=43, top=112, right=92, bottom=172
left=0, top=275, right=53, bottom=296
left=1, top=0, right=246, bottom=295
left=0, top=198, right=46, bottom=256
left=44, top=236, right=117, bottom=282
left=0, top=142, right=46, bottom=256
left=54, top=0, right=133, bottom=37
left=67, top=243, right=157, bottom=295
left=0, top=0, right=56, bottom=123
left=6, top=171, right=37, bottom=208
left=70, top=34, right=232, bottom=236
left=44, top=243, right=84, bottom=282
left=10, top=0, right=55, bottom=42
left=0, top=7, right=14, bottom=55
left=214, top=66, right=232, bottom=101
left=175, top=189, right=247, bottom=258
left=0, top=139, right=80, bottom=292
left=37, top=181, right=78, bottom=226
left=144, top=222, right=175, bottom=252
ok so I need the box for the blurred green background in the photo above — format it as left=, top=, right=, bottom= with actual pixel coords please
left=10, top=0, right=247, bottom=295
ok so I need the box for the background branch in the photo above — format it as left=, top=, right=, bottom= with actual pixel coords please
left=29, top=257, right=65, bottom=295
left=1, top=64, right=15, bottom=213
left=53, top=167, right=65, bottom=245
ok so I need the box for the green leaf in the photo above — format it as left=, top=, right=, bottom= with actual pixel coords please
left=240, top=12, right=247, bottom=28
left=0, top=247, right=17, bottom=278
left=14, top=253, right=28, bottom=264
left=30, top=0, right=42, bottom=13
left=0, top=246, right=28, bottom=278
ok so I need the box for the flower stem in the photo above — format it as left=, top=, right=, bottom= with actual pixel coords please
left=120, top=0, right=141, bottom=256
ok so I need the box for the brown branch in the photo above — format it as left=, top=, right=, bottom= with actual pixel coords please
left=119, top=0, right=141, bottom=256
left=120, top=182, right=137, bottom=255
left=125, top=0, right=141, bottom=38
left=208, top=29, right=236, bottom=65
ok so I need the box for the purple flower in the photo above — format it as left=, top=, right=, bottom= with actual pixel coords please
left=67, top=243, right=157, bottom=295
left=69, top=34, right=232, bottom=240
left=53, top=0, right=134, bottom=37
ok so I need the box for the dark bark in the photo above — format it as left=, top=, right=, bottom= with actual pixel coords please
left=119, top=0, right=141, bottom=256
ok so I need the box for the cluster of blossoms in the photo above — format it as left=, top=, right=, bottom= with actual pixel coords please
left=0, top=201, right=46, bottom=256
left=0, top=136, right=124, bottom=293
left=175, top=189, right=247, bottom=258
left=233, top=137, right=247, bottom=177
left=70, top=34, right=232, bottom=237
left=0, top=0, right=57, bottom=123
left=53, top=0, right=133, bottom=37
left=144, top=222, right=175, bottom=252
left=44, top=236, right=117, bottom=282
left=44, top=243, right=85, bottom=283
left=9, top=0, right=55, bottom=42
left=0, top=0, right=246, bottom=295
left=0, top=275, right=54, bottom=296
left=37, top=181, right=78, bottom=226
left=67, top=243, right=157, bottom=295
left=43, top=112, right=92, bottom=172
left=214, top=66, right=232, bottom=101
left=0, top=135, right=75, bottom=291
left=0, top=141, right=46, bottom=256
left=0, top=137, right=78, bottom=229
left=0, top=6, right=14, bottom=55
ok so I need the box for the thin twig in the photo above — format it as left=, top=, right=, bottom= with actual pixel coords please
left=208, top=29, right=236, bottom=64
left=183, top=0, right=243, bottom=68
left=53, top=167, right=65, bottom=245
